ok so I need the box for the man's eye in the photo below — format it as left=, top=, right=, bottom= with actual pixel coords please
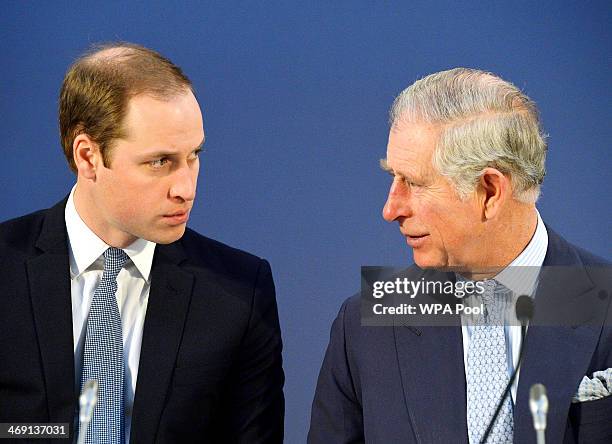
left=150, top=158, right=169, bottom=168
left=404, top=178, right=420, bottom=188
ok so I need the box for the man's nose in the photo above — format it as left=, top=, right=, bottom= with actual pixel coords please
left=169, top=165, right=197, bottom=202
left=382, top=180, right=411, bottom=222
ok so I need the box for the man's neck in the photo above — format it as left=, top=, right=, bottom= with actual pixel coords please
left=461, top=205, right=538, bottom=281
left=73, top=182, right=137, bottom=248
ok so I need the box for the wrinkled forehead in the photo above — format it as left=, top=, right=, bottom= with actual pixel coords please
left=385, top=123, right=440, bottom=178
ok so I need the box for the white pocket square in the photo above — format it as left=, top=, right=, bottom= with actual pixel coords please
left=572, top=368, right=612, bottom=403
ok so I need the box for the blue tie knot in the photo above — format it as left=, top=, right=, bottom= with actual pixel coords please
left=103, top=248, right=129, bottom=278
left=481, top=279, right=497, bottom=305
left=480, top=280, right=507, bottom=324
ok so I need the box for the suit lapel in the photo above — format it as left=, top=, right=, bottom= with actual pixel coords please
left=514, top=229, right=607, bottom=443
left=26, top=198, right=75, bottom=423
left=394, top=269, right=469, bottom=444
left=130, top=242, right=194, bottom=443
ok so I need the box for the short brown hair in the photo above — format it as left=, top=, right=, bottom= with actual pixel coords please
left=59, top=42, right=193, bottom=172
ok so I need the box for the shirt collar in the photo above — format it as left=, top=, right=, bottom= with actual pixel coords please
left=65, top=185, right=156, bottom=281
left=455, top=209, right=548, bottom=297
left=492, top=209, right=548, bottom=296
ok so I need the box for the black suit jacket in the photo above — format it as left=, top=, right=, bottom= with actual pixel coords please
left=0, top=198, right=284, bottom=443
left=309, top=228, right=612, bottom=443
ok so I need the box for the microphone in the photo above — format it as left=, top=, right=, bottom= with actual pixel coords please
left=529, top=383, right=548, bottom=444
left=516, top=295, right=534, bottom=339
left=77, top=379, right=98, bottom=444
left=480, top=295, right=534, bottom=444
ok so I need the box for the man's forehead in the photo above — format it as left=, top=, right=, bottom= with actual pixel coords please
left=123, top=91, right=202, bottom=128
left=384, top=123, right=440, bottom=178
left=386, top=138, right=431, bottom=167
left=113, top=92, right=204, bottom=154
left=388, top=121, right=439, bottom=148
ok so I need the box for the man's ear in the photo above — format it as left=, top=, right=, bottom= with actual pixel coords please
left=73, top=133, right=102, bottom=180
left=477, top=167, right=511, bottom=220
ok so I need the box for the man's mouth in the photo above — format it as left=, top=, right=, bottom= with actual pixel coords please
left=405, top=233, right=429, bottom=247
left=163, top=210, right=190, bottom=224
left=165, top=210, right=188, bottom=217
left=401, top=228, right=429, bottom=239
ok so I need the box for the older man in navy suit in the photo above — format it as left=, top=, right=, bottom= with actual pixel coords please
left=0, top=43, right=284, bottom=443
left=309, top=68, right=611, bottom=443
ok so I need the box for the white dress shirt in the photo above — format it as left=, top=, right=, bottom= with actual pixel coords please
left=65, top=186, right=156, bottom=442
left=459, top=209, right=548, bottom=404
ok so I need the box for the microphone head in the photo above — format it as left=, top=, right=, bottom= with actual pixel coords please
left=516, top=295, right=534, bottom=323
left=529, top=383, right=549, bottom=431
left=79, top=379, right=99, bottom=423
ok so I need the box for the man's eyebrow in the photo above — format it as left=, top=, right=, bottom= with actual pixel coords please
left=380, top=158, right=424, bottom=182
left=143, top=139, right=205, bottom=158
left=380, top=158, right=404, bottom=176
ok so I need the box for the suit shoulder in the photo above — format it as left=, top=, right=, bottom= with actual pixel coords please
left=546, top=227, right=610, bottom=265
left=572, top=244, right=611, bottom=266
left=178, top=228, right=268, bottom=277
left=342, top=293, right=362, bottom=319
left=0, top=208, right=48, bottom=255
left=572, top=245, right=612, bottom=289
left=546, top=228, right=611, bottom=292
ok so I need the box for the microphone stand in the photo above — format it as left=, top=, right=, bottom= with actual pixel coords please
left=77, top=380, right=98, bottom=444
left=529, top=384, right=548, bottom=444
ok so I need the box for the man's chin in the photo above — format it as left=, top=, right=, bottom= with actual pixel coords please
left=147, top=225, right=187, bottom=244
left=412, top=251, right=446, bottom=270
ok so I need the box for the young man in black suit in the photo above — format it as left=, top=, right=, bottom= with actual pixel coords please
left=0, top=43, right=284, bottom=443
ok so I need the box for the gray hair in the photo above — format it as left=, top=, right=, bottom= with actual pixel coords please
left=390, top=68, right=547, bottom=203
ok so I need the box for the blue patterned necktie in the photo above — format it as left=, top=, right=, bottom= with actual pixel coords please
left=80, top=247, right=129, bottom=444
left=466, top=279, right=514, bottom=444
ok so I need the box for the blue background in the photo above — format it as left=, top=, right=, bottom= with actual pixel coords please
left=1, top=1, right=610, bottom=441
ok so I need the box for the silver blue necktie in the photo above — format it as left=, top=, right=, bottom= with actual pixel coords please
left=80, top=247, right=128, bottom=444
left=466, top=279, right=514, bottom=443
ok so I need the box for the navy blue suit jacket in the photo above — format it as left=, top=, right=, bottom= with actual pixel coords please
left=309, top=229, right=612, bottom=443
left=0, top=198, right=284, bottom=443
